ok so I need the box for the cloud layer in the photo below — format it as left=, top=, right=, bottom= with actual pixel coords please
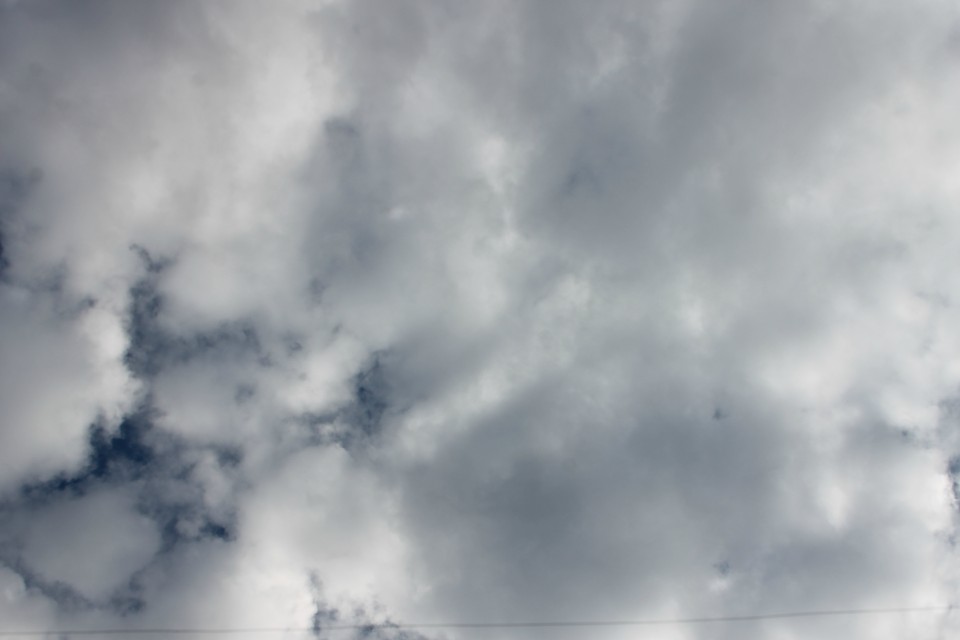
left=2, top=1, right=960, bottom=638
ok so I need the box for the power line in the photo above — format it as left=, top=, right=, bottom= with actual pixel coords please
left=0, top=605, right=952, bottom=636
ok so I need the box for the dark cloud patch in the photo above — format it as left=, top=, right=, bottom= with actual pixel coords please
left=108, top=590, right=147, bottom=617
left=200, top=520, right=232, bottom=541
left=12, top=405, right=159, bottom=505
left=337, top=352, right=393, bottom=450
left=88, top=409, right=157, bottom=483
left=124, top=273, right=264, bottom=379
left=291, top=352, right=397, bottom=452
left=124, top=275, right=166, bottom=379
left=2, top=399, right=240, bottom=599
left=353, top=354, right=390, bottom=436
left=147, top=499, right=237, bottom=551
left=310, top=576, right=433, bottom=640
left=948, top=456, right=960, bottom=508
left=310, top=575, right=342, bottom=635
left=215, top=446, right=244, bottom=469
left=130, top=439, right=241, bottom=550
left=130, top=244, right=171, bottom=275
left=348, top=623, right=433, bottom=640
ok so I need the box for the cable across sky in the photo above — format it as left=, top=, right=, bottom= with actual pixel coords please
left=0, top=605, right=952, bottom=637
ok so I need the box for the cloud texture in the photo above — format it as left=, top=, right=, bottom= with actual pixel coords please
left=2, top=1, right=960, bottom=638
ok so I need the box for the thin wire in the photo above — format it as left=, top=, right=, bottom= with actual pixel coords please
left=0, top=605, right=951, bottom=636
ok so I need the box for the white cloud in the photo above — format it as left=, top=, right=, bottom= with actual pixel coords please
left=1, top=1, right=960, bottom=639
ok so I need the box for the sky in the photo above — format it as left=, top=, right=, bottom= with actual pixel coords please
left=2, top=1, right=960, bottom=639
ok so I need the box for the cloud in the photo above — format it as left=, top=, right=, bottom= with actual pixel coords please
left=16, top=487, right=161, bottom=602
left=1, top=1, right=960, bottom=639
left=0, top=283, right=137, bottom=491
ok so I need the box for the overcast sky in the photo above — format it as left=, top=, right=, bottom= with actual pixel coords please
left=2, top=1, right=960, bottom=639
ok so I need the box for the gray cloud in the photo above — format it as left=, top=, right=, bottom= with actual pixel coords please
left=1, top=1, right=960, bottom=639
